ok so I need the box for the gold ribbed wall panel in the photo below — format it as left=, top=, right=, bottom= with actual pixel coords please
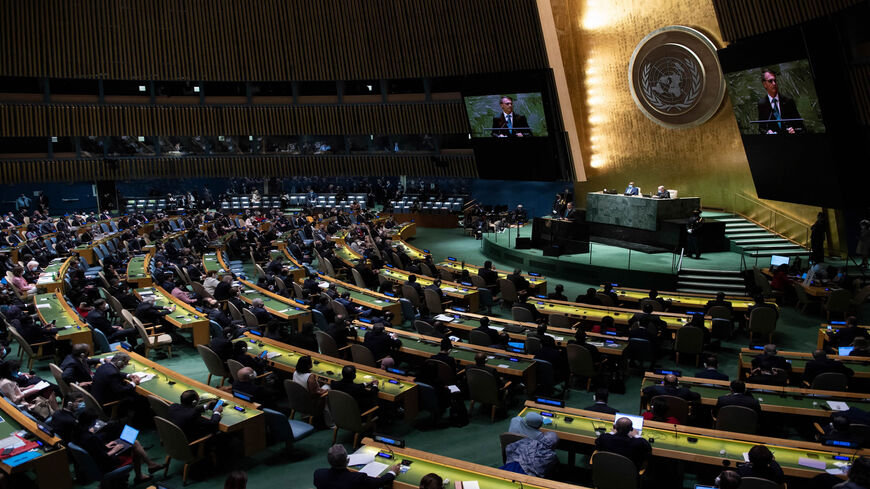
left=0, top=155, right=478, bottom=183
left=0, top=102, right=469, bottom=137
left=711, top=0, right=863, bottom=42
left=0, top=0, right=548, bottom=80
left=547, top=0, right=823, bottom=224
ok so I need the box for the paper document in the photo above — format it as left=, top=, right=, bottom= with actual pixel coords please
left=447, top=385, right=461, bottom=394
left=347, top=452, right=375, bottom=466
left=434, top=314, right=454, bottom=322
left=743, top=452, right=750, bottom=462
left=265, top=352, right=282, bottom=359
left=827, top=468, right=846, bottom=475
left=35, top=304, right=51, bottom=309
left=131, top=372, right=155, bottom=383
left=460, top=482, right=480, bottom=489
left=798, top=457, right=826, bottom=470
left=22, top=381, right=50, bottom=393
left=827, top=401, right=849, bottom=411
left=588, top=341, right=605, bottom=347
left=0, top=436, right=24, bottom=450
left=490, top=325, right=504, bottom=331
left=359, top=461, right=388, bottom=477
left=442, top=287, right=458, bottom=292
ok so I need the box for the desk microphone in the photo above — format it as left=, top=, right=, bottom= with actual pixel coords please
left=511, top=479, right=524, bottom=489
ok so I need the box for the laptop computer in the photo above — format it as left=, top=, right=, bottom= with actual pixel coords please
left=694, top=485, right=716, bottom=489
left=614, top=412, right=644, bottom=436
left=113, top=425, right=139, bottom=452
left=839, top=346, right=854, bottom=356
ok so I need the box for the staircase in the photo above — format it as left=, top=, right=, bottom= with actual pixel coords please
left=676, top=268, right=748, bottom=295
left=719, top=215, right=809, bottom=259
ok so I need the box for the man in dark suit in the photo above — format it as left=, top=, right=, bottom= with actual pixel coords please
left=694, top=356, right=729, bottom=381
left=429, top=338, right=459, bottom=374
left=641, top=374, right=700, bottom=403
left=751, top=344, right=791, bottom=372
left=583, top=388, right=618, bottom=415
left=490, top=96, right=531, bottom=138
left=624, top=182, right=639, bottom=196
left=704, top=292, right=733, bottom=315
left=404, top=274, right=423, bottom=297
left=803, top=349, right=854, bottom=384
left=232, top=367, right=279, bottom=410
left=513, top=292, right=541, bottom=322
left=314, top=444, right=399, bottom=489
left=757, top=70, right=803, bottom=135
left=507, top=269, right=531, bottom=294
left=212, top=275, right=234, bottom=301
left=134, top=295, right=174, bottom=325
left=467, top=352, right=506, bottom=388
left=594, top=416, right=651, bottom=469
left=248, top=298, right=273, bottom=325
left=654, top=186, right=670, bottom=199
left=87, top=299, right=137, bottom=344
left=478, top=260, right=499, bottom=290
left=363, top=323, right=401, bottom=361
left=424, top=279, right=444, bottom=301
left=547, top=284, right=567, bottom=301
left=326, top=316, right=354, bottom=349
left=828, top=316, right=868, bottom=347
left=562, top=202, right=578, bottom=220
left=60, top=343, right=100, bottom=388
left=629, top=302, right=666, bottom=334
left=331, top=365, right=378, bottom=411
left=167, top=390, right=223, bottom=440
left=474, top=316, right=504, bottom=346
left=90, top=353, right=139, bottom=405
left=714, top=380, right=762, bottom=417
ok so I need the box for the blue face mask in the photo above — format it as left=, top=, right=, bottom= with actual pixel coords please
left=75, top=402, right=86, bottom=414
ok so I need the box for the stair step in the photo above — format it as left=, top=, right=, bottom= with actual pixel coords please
left=740, top=243, right=805, bottom=250
left=677, top=274, right=745, bottom=283
left=676, top=280, right=746, bottom=291
left=716, top=218, right=747, bottom=223
left=745, top=249, right=810, bottom=257
left=677, top=287, right=737, bottom=294
left=732, top=238, right=794, bottom=245
left=680, top=268, right=742, bottom=276
left=724, top=222, right=762, bottom=228
left=725, top=228, right=768, bottom=236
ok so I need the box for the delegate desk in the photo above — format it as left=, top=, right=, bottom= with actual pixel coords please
left=316, top=275, right=402, bottom=326
left=603, top=285, right=755, bottom=313
left=437, top=258, right=547, bottom=296
left=441, top=309, right=629, bottom=356
left=586, top=191, right=700, bottom=231
left=212, top=253, right=312, bottom=330
left=739, top=348, right=870, bottom=380
left=531, top=297, right=713, bottom=332
left=641, top=373, right=870, bottom=419
left=235, top=333, right=418, bottom=420
left=353, top=322, right=537, bottom=393
left=126, top=254, right=152, bottom=288
left=34, top=292, right=94, bottom=352
left=35, top=257, right=72, bottom=293
left=519, top=401, right=863, bottom=479
left=134, top=287, right=210, bottom=346
left=72, top=230, right=124, bottom=265
left=103, top=348, right=265, bottom=456
left=761, top=268, right=835, bottom=298
left=817, top=323, right=870, bottom=349
left=379, top=267, right=480, bottom=312
left=0, top=396, right=71, bottom=489
left=352, top=438, right=584, bottom=489
left=265, top=250, right=306, bottom=283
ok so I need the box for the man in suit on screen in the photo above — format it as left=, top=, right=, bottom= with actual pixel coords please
left=756, top=70, right=803, bottom=135
left=491, top=96, right=531, bottom=137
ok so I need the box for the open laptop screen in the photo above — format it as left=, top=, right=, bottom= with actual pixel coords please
left=614, top=412, right=644, bottom=436
left=119, top=425, right=139, bottom=445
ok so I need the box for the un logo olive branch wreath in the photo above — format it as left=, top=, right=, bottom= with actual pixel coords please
left=640, top=57, right=702, bottom=113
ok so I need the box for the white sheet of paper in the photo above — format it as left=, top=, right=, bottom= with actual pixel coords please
left=743, top=452, right=750, bottom=462
left=0, top=436, right=24, bottom=450
left=447, top=385, right=461, bottom=394
left=359, top=461, right=388, bottom=477
left=798, top=457, right=826, bottom=470
left=434, top=314, right=454, bottom=322
left=827, top=468, right=846, bottom=475
left=347, top=452, right=375, bottom=466
left=35, top=304, right=51, bottom=309
left=498, top=364, right=510, bottom=369
left=827, top=401, right=849, bottom=411
left=265, top=352, right=282, bottom=359
left=131, top=372, right=155, bottom=383
left=23, top=381, right=50, bottom=393
left=461, top=482, right=480, bottom=489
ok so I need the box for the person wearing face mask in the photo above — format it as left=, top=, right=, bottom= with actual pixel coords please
left=87, top=299, right=138, bottom=344
left=49, top=392, right=88, bottom=443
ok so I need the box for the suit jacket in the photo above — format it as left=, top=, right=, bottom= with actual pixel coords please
left=134, top=302, right=169, bottom=325
left=704, top=299, right=733, bottom=314
left=313, top=467, right=395, bottom=489
left=508, top=273, right=531, bottom=293
left=363, top=331, right=400, bottom=360
left=655, top=190, right=670, bottom=199
left=642, top=384, right=700, bottom=403
left=250, top=306, right=272, bottom=325
left=490, top=113, right=531, bottom=137
left=474, top=324, right=502, bottom=346
left=478, top=268, right=499, bottom=286
left=624, top=186, right=639, bottom=196
left=803, top=358, right=853, bottom=382
left=85, top=308, right=116, bottom=336
left=90, top=363, right=135, bottom=405
left=751, top=353, right=791, bottom=371
left=213, top=281, right=232, bottom=301
left=715, top=392, right=762, bottom=417
left=60, top=354, right=98, bottom=384
left=594, top=432, right=651, bottom=468
left=756, top=95, right=803, bottom=134
left=693, top=368, right=729, bottom=381
left=583, top=402, right=618, bottom=415
left=331, top=379, right=377, bottom=411
left=167, top=403, right=221, bottom=440
left=562, top=208, right=578, bottom=220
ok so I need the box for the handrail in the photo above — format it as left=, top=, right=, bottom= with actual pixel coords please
left=733, top=192, right=811, bottom=248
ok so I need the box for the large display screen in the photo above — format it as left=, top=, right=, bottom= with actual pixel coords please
left=724, top=59, right=826, bottom=135
left=463, top=93, right=549, bottom=138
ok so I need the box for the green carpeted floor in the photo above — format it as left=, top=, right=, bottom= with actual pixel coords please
left=35, top=227, right=868, bottom=489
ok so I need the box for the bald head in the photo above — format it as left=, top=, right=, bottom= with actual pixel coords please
left=238, top=367, right=256, bottom=382
left=663, top=374, right=678, bottom=386
left=764, top=344, right=777, bottom=355
left=813, top=349, right=826, bottom=361
left=614, top=417, right=634, bottom=434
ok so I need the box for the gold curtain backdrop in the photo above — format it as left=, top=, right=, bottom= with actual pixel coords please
left=544, top=0, right=835, bottom=249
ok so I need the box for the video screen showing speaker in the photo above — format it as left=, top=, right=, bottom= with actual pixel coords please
left=463, top=93, right=549, bottom=138
left=724, top=59, right=826, bottom=136
left=718, top=12, right=869, bottom=208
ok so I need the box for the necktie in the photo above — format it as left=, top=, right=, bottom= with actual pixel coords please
left=506, top=114, right=513, bottom=134
left=772, top=99, right=782, bottom=129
